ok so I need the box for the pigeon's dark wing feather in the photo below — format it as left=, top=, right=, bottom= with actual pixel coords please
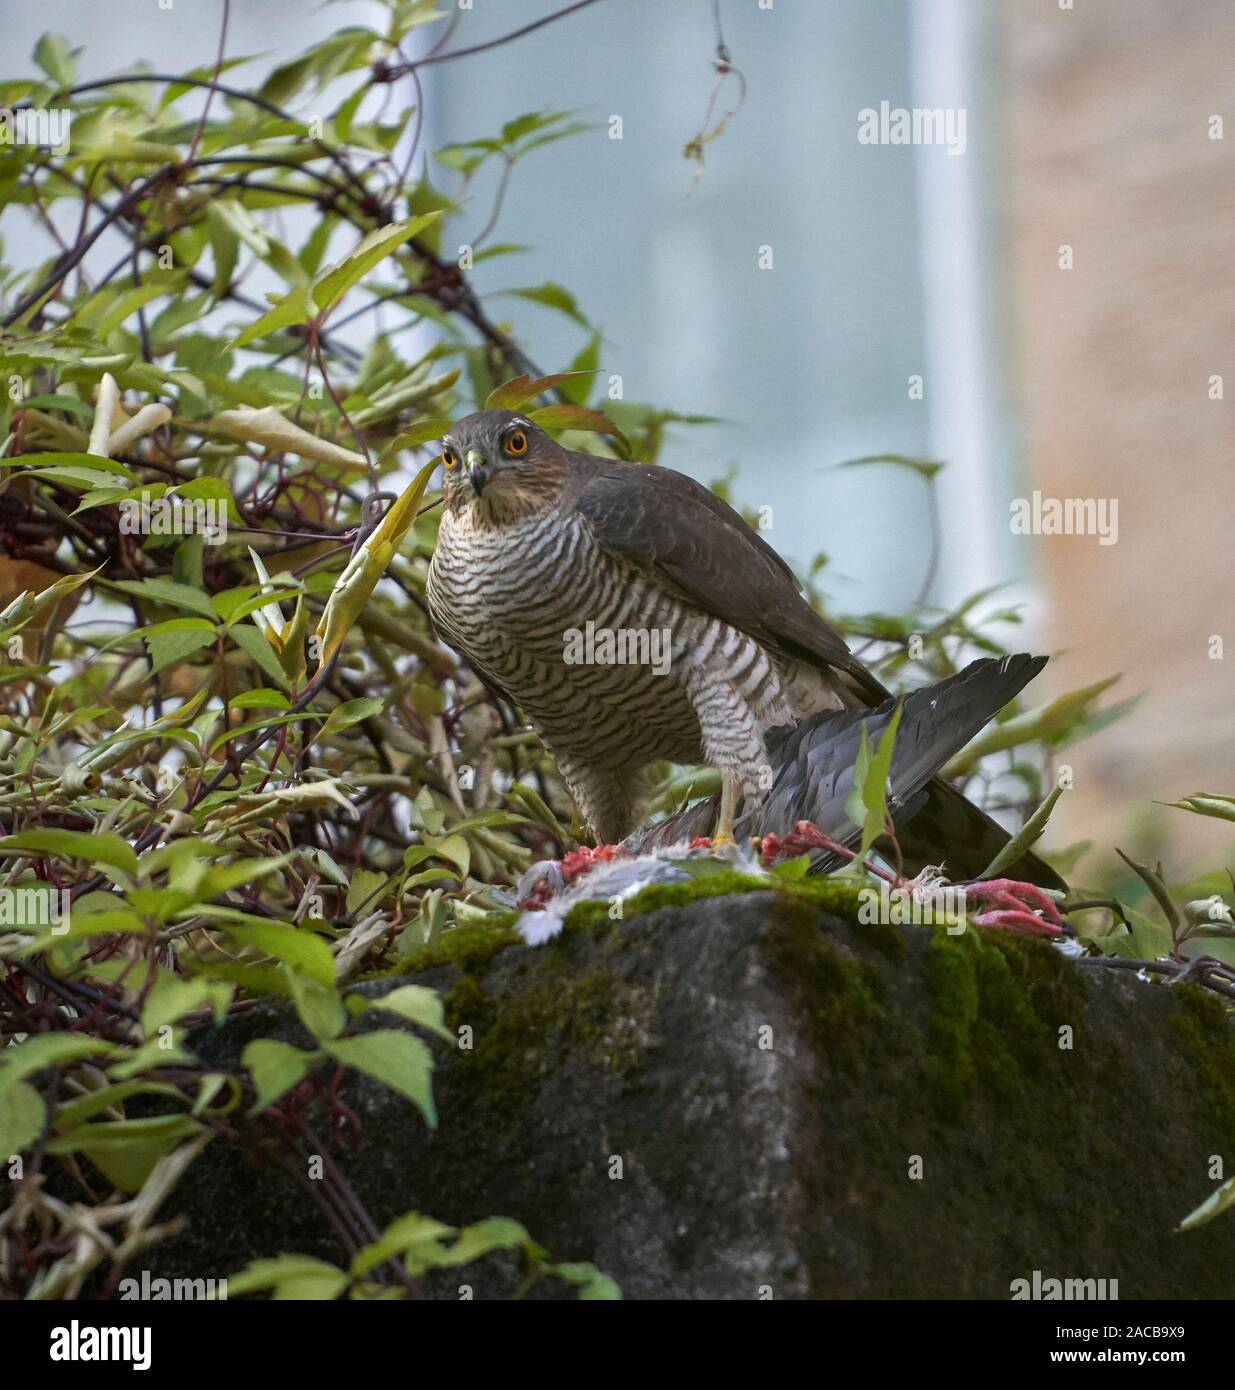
left=626, top=654, right=1066, bottom=892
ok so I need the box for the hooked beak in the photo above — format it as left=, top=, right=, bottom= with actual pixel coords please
left=466, top=448, right=490, bottom=494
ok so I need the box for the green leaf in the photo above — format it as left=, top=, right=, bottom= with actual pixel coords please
left=45, top=907, right=147, bottom=940
left=324, top=1030, right=436, bottom=1127
left=230, top=622, right=293, bottom=691
left=151, top=293, right=213, bottom=346
left=979, top=783, right=1065, bottom=880
left=1125, top=910, right=1174, bottom=960
left=549, top=1261, right=623, bottom=1299
left=68, top=137, right=183, bottom=166
left=143, top=619, right=217, bottom=674
left=212, top=917, right=336, bottom=986
left=502, top=283, right=589, bottom=326
left=837, top=453, right=945, bottom=480
left=227, top=1254, right=349, bottom=1301
left=1, top=450, right=134, bottom=478
left=73, top=484, right=158, bottom=515
left=229, top=687, right=292, bottom=712
left=0, top=829, right=138, bottom=879
left=471, top=242, right=532, bottom=264
left=526, top=403, right=626, bottom=449
left=484, top=371, right=594, bottom=411
left=845, top=703, right=902, bottom=857
left=53, top=1080, right=182, bottom=1132
left=20, top=393, right=94, bottom=420
left=442, top=810, right=531, bottom=835
left=287, top=969, right=347, bottom=1042
left=1165, top=794, right=1235, bottom=824
left=560, top=334, right=601, bottom=404
left=438, top=1217, right=532, bottom=1267
left=207, top=711, right=318, bottom=755
left=107, top=1036, right=195, bottom=1081
left=345, top=867, right=390, bottom=916
left=28, top=465, right=125, bottom=491
left=350, top=1212, right=455, bottom=1278
left=381, top=416, right=453, bottom=457
left=141, top=975, right=233, bottom=1038
left=110, top=578, right=218, bottom=620
left=310, top=213, right=441, bottom=314
left=33, top=32, right=78, bottom=87
left=313, top=456, right=439, bottom=666
left=205, top=201, right=241, bottom=302
left=175, top=475, right=242, bottom=524
left=228, top=285, right=309, bottom=350
left=190, top=855, right=292, bottom=903
left=314, top=696, right=385, bottom=746
left=80, top=275, right=187, bottom=336
left=298, top=211, right=337, bottom=277
left=435, top=139, right=500, bottom=175
left=769, top=853, right=812, bottom=882
left=259, top=28, right=375, bottom=105
left=214, top=585, right=301, bottom=627
left=347, top=985, right=453, bottom=1042
left=945, top=675, right=1124, bottom=777
left=423, top=833, right=469, bottom=879
left=0, top=1081, right=45, bottom=1157
left=1180, top=1175, right=1235, bottom=1232
left=501, top=109, right=573, bottom=144
left=45, top=1115, right=206, bottom=1193
left=242, top=1039, right=318, bottom=1113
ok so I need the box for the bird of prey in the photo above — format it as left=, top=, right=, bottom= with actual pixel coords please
left=426, top=409, right=1063, bottom=890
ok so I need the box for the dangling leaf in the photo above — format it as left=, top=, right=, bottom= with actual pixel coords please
left=310, top=212, right=442, bottom=314
left=844, top=701, right=903, bottom=857
left=484, top=371, right=595, bottom=411
left=312, top=455, right=439, bottom=667
left=526, top=403, right=627, bottom=449
left=979, top=783, right=1066, bottom=880
left=1180, top=1176, right=1235, bottom=1232
left=210, top=406, right=367, bottom=471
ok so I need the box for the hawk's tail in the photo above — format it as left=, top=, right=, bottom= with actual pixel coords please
left=626, top=654, right=1067, bottom=893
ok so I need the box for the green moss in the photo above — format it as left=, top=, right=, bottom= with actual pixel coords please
left=561, top=870, right=775, bottom=935
left=924, top=928, right=1086, bottom=1116
left=763, top=896, right=890, bottom=1068
left=832, top=879, right=909, bottom=961
left=380, top=865, right=900, bottom=984
left=443, top=948, right=651, bottom=1124
left=423, top=873, right=893, bottom=1129
left=562, top=868, right=903, bottom=957
left=394, top=916, right=520, bottom=975
left=1166, top=985, right=1235, bottom=1142
left=923, top=932, right=982, bottom=1112
left=393, top=875, right=1092, bottom=1134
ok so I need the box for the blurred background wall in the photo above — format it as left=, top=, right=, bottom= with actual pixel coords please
left=1005, top=0, right=1235, bottom=872
left=423, top=0, right=1003, bottom=615
left=3, top=0, right=1231, bottom=874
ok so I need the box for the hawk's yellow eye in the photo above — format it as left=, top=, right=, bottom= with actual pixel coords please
left=505, top=429, right=528, bottom=457
left=442, top=447, right=458, bottom=468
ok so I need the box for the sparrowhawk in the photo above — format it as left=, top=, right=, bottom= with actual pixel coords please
left=426, top=409, right=1063, bottom=890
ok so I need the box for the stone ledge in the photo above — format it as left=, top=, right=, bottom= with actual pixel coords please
left=152, top=892, right=1235, bottom=1299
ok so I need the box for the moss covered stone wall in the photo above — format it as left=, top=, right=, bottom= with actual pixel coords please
left=160, top=884, right=1235, bottom=1298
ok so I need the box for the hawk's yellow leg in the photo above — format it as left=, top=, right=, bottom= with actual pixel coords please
left=713, top=774, right=738, bottom=846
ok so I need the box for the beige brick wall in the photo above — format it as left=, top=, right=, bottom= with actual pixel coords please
left=1005, top=0, right=1235, bottom=875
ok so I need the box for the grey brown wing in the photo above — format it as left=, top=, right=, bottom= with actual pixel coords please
left=571, top=459, right=882, bottom=697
